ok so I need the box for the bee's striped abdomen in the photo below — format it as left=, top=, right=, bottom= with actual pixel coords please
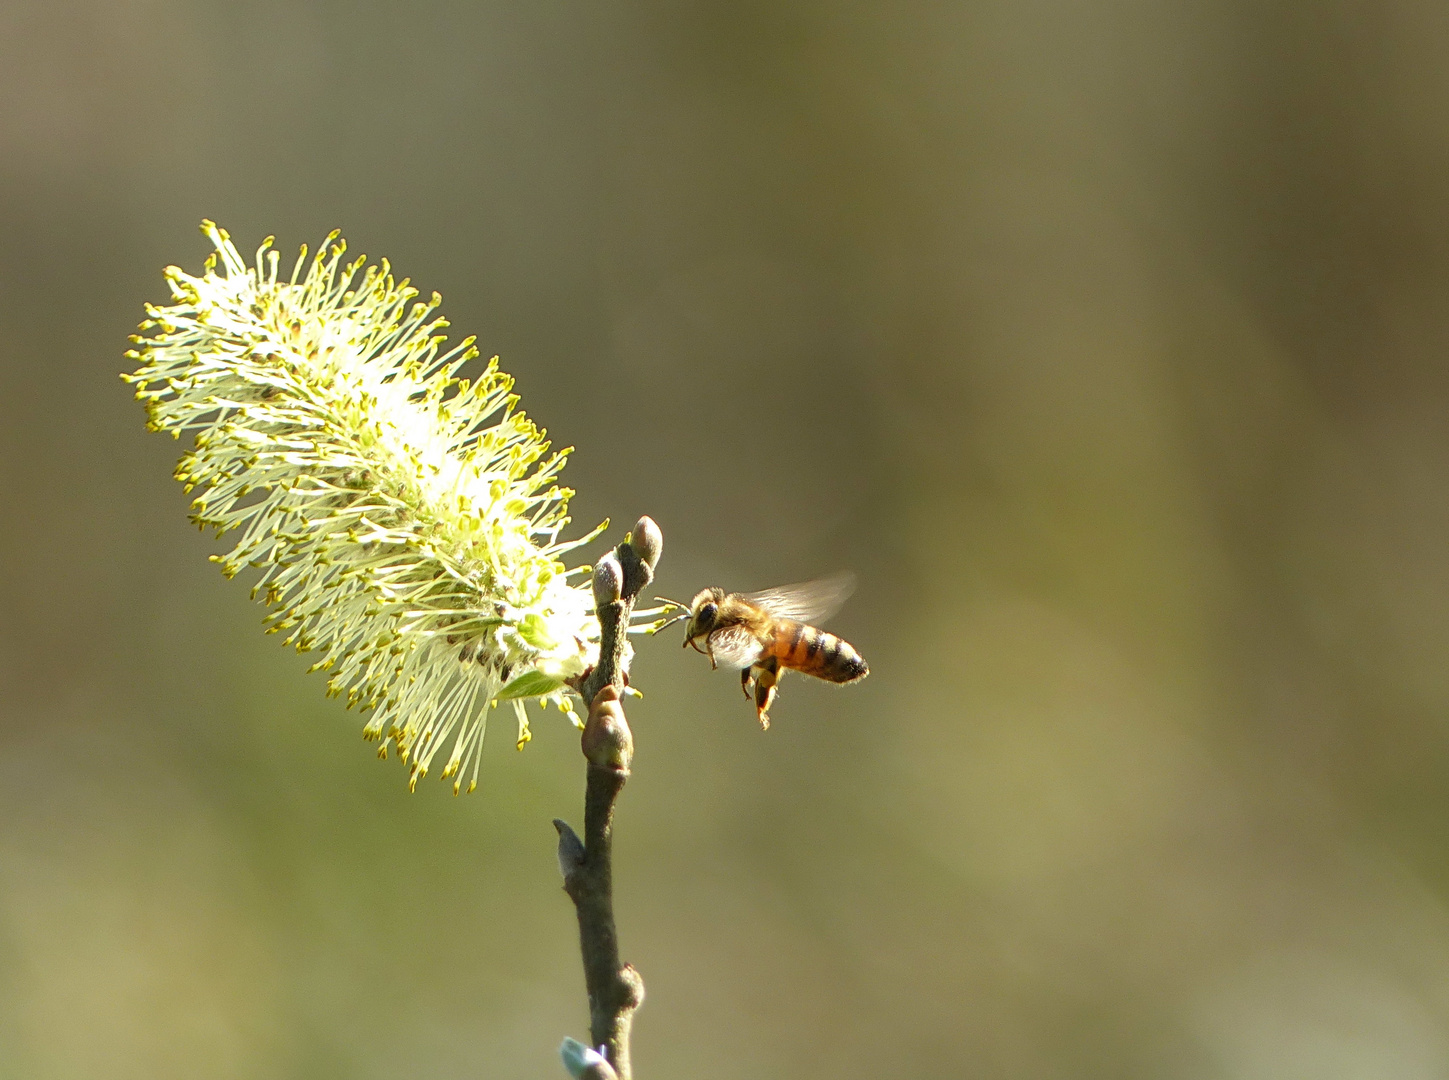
left=772, top=620, right=869, bottom=684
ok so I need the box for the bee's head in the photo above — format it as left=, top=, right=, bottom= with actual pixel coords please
left=683, top=587, right=726, bottom=645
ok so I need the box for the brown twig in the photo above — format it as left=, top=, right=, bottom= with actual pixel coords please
left=555, top=517, right=660, bottom=1080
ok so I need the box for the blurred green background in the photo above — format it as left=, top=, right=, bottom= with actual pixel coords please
left=4, top=1, right=1449, bottom=1077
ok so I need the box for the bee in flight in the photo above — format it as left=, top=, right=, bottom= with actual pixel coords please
left=656, top=573, right=868, bottom=728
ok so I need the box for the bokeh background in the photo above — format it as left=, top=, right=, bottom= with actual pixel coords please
left=4, top=1, right=1449, bottom=1077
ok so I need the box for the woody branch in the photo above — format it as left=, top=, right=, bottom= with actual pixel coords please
left=555, top=516, right=661, bottom=1080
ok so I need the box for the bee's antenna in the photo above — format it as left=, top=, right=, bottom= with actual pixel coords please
left=647, top=597, right=691, bottom=635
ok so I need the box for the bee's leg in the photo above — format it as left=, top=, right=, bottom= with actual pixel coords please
left=753, top=657, right=781, bottom=730
left=741, top=666, right=754, bottom=698
left=704, top=630, right=720, bottom=669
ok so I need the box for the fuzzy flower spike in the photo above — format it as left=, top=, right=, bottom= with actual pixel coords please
left=126, top=222, right=648, bottom=793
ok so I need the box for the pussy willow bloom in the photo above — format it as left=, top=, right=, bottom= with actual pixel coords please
left=125, top=221, right=635, bottom=793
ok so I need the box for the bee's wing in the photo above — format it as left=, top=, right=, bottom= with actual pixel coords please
left=740, top=572, right=857, bottom=625
left=709, top=627, right=765, bottom=669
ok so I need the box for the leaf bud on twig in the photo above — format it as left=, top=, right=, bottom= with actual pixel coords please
left=553, top=819, right=585, bottom=881
left=628, top=516, right=663, bottom=572
left=580, top=685, right=633, bottom=772
left=559, top=1038, right=618, bottom=1080
left=592, top=553, right=624, bottom=608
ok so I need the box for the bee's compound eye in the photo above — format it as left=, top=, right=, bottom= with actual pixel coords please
left=697, top=602, right=718, bottom=628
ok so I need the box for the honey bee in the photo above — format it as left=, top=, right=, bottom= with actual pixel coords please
left=660, top=573, right=868, bottom=728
